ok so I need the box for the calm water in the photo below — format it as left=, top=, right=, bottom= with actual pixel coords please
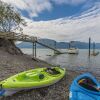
left=21, top=48, right=100, bottom=77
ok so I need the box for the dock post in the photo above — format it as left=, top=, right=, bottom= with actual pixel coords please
left=33, top=42, right=35, bottom=58
left=89, top=37, right=91, bottom=57
left=33, top=42, right=37, bottom=58
left=93, top=42, right=95, bottom=54
left=68, top=43, right=70, bottom=48
left=54, top=41, right=56, bottom=54
left=35, top=42, right=36, bottom=58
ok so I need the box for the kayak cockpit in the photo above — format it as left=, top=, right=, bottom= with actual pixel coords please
left=45, top=67, right=61, bottom=75
left=70, top=73, right=100, bottom=100
left=78, top=77, right=100, bottom=92
left=15, top=72, right=45, bottom=82
left=14, top=67, right=61, bottom=82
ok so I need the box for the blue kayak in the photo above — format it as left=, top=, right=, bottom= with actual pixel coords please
left=69, top=73, right=100, bottom=100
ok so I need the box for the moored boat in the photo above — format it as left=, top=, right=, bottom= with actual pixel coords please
left=67, top=48, right=79, bottom=54
left=67, top=41, right=79, bottom=54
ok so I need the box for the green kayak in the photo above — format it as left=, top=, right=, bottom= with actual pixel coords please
left=0, top=67, right=65, bottom=96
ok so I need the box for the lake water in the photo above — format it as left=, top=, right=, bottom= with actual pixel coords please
left=21, top=48, right=100, bottom=77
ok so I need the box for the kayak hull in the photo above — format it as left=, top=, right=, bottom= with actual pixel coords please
left=0, top=67, right=65, bottom=96
left=69, top=73, right=100, bottom=100
left=2, top=78, right=60, bottom=96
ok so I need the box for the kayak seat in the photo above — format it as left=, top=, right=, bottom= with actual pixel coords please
left=78, top=77, right=100, bottom=92
left=25, top=72, right=44, bottom=80
left=45, top=68, right=60, bottom=75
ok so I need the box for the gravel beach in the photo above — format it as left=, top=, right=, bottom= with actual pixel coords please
left=0, top=49, right=99, bottom=100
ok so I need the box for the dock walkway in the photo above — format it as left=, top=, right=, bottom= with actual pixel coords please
left=0, top=32, right=62, bottom=56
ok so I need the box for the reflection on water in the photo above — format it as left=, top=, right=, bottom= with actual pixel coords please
left=21, top=48, right=100, bottom=77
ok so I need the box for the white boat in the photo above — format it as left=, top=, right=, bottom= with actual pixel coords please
left=67, top=48, right=79, bottom=54
left=67, top=41, right=79, bottom=54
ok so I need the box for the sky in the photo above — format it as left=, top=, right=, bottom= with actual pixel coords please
left=1, top=0, right=100, bottom=42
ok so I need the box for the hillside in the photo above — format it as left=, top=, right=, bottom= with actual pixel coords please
left=16, top=39, right=100, bottom=49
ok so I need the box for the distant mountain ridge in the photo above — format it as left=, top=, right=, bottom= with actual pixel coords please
left=16, top=39, right=100, bottom=49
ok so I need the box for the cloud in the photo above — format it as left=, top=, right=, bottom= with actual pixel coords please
left=1, top=0, right=52, bottom=18
left=1, top=0, right=27, bottom=10
left=51, top=0, right=87, bottom=5
left=1, top=0, right=100, bottom=42
left=23, top=0, right=52, bottom=17
left=1, top=0, right=89, bottom=18
left=19, top=2, right=100, bottom=42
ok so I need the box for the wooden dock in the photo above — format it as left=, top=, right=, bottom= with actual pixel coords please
left=0, top=32, right=37, bottom=42
left=0, top=32, right=62, bottom=57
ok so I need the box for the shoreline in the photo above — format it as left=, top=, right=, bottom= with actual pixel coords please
left=0, top=49, right=97, bottom=100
